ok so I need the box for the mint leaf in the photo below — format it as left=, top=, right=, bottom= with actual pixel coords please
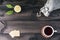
left=6, top=10, right=13, bottom=15
left=6, top=4, right=13, bottom=8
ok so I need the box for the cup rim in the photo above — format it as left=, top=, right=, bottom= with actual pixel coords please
left=41, top=25, right=54, bottom=38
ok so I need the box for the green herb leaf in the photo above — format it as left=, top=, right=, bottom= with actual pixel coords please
left=6, top=10, right=13, bottom=15
left=6, top=4, right=13, bottom=8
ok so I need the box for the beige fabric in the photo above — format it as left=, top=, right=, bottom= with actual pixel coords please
left=9, top=30, right=20, bottom=38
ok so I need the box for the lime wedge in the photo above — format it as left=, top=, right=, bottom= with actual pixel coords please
left=6, top=10, right=13, bottom=15
left=6, top=4, right=13, bottom=8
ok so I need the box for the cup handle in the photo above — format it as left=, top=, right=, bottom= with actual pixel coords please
left=54, top=30, right=57, bottom=32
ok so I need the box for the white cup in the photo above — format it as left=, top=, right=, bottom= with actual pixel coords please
left=41, top=25, right=57, bottom=38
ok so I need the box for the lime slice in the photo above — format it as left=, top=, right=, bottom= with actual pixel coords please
left=14, top=5, right=21, bottom=13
